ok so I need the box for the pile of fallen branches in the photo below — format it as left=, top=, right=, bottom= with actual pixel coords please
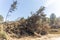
left=2, top=13, right=49, bottom=38
left=2, top=6, right=50, bottom=38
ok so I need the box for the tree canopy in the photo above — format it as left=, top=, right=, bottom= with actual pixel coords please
left=50, top=13, right=56, bottom=25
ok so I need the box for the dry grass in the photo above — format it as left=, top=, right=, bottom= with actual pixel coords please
left=48, top=28, right=60, bottom=34
left=0, top=31, right=7, bottom=40
left=0, top=24, right=8, bottom=40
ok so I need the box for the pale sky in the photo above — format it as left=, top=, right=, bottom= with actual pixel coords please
left=0, top=0, right=60, bottom=21
left=44, top=0, right=60, bottom=17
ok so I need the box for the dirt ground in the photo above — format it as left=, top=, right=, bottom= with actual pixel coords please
left=7, top=34, right=60, bottom=40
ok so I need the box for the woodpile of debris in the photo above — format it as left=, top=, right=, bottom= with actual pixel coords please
left=2, top=7, right=49, bottom=38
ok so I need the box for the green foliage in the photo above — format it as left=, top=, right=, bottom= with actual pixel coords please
left=50, top=13, right=56, bottom=25
left=5, top=0, right=18, bottom=21
left=0, top=15, right=4, bottom=22
left=36, top=6, right=45, bottom=14
left=9, top=1, right=17, bottom=12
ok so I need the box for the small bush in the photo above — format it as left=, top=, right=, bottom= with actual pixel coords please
left=0, top=31, right=7, bottom=40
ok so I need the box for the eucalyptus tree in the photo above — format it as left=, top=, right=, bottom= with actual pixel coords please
left=5, top=0, right=18, bottom=21
left=50, top=13, right=56, bottom=25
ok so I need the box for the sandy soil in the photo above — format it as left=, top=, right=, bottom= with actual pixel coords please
left=7, top=34, right=60, bottom=40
